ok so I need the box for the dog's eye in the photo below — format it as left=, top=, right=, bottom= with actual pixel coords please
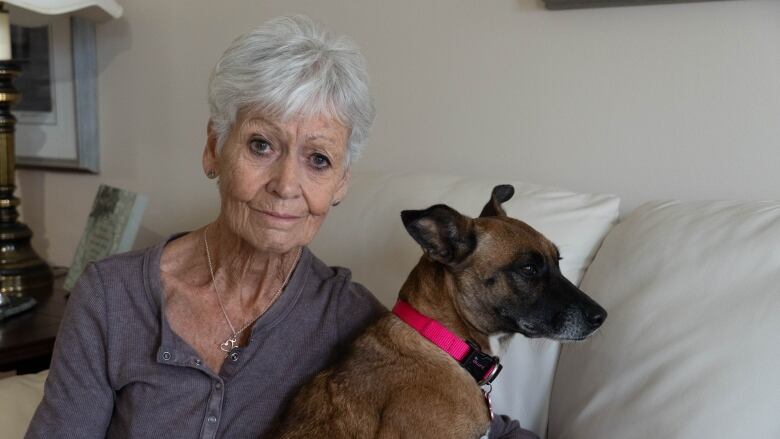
left=521, top=265, right=538, bottom=276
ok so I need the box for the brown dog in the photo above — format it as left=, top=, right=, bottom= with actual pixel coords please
left=269, top=185, right=607, bottom=438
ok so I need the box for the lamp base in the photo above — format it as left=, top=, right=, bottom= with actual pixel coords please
left=0, top=219, right=53, bottom=302
left=0, top=60, right=53, bottom=303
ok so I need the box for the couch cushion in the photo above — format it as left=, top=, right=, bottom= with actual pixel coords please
left=0, top=371, right=48, bottom=438
left=548, top=200, right=780, bottom=438
left=311, top=172, right=619, bottom=436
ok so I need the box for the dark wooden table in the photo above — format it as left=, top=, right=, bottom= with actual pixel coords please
left=0, top=276, right=68, bottom=374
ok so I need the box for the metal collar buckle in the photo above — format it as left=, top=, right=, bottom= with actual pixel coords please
left=460, top=340, right=503, bottom=385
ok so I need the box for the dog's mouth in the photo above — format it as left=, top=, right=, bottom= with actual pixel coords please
left=517, top=321, right=542, bottom=338
left=515, top=321, right=598, bottom=341
left=496, top=302, right=605, bottom=341
left=555, top=332, right=593, bottom=342
left=510, top=313, right=604, bottom=341
left=496, top=307, right=541, bottom=337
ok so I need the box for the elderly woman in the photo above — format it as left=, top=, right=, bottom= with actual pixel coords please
left=26, top=16, right=536, bottom=439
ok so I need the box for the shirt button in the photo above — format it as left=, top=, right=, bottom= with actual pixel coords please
left=207, top=415, right=217, bottom=424
left=229, top=352, right=239, bottom=362
left=215, top=382, right=222, bottom=390
left=162, top=352, right=172, bottom=361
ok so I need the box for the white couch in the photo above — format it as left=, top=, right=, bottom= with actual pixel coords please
left=3, top=172, right=779, bottom=438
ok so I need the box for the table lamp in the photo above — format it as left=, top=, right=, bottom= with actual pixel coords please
left=0, top=0, right=121, bottom=305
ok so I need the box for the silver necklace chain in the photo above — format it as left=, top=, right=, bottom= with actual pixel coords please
left=204, top=226, right=301, bottom=355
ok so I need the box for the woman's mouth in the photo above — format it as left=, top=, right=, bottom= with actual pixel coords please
left=253, top=209, right=305, bottom=226
left=262, top=211, right=301, bottom=219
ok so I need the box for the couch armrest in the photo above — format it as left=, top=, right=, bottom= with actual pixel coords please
left=0, top=371, right=48, bottom=439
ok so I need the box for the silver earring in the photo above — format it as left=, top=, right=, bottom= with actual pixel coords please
left=332, top=200, right=341, bottom=207
left=207, top=170, right=217, bottom=179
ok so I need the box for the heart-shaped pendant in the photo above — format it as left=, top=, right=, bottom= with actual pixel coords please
left=220, top=336, right=238, bottom=353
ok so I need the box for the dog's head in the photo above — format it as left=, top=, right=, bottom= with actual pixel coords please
left=401, top=184, right=606, bottom=341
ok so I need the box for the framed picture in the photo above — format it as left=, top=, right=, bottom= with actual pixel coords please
left=11, top=16, right=99, bottom=173
left=544, top=0, right=729, bottom=9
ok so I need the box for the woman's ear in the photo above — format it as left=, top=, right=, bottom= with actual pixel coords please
left=333, top=168, right=351, bottom=206
left=203, top=120, right=220, bottom=176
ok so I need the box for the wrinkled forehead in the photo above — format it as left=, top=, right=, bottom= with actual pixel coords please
left=472, top=217, right=558, bottom=266
left=238, top=97, right=351, bottom=134
left=237, top=107, right=348, bottom=133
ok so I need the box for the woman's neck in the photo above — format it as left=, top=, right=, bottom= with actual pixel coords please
left=204, top=219, right=301, bottom=305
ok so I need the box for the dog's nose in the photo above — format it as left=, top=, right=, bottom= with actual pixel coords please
left=586, top=308, right=607, bottom=328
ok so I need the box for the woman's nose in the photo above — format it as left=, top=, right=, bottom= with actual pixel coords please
left=267, top=156, right=302, bottom=199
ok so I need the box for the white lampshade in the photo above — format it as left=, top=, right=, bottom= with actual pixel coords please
left=0, top=0, right=121, bottom=60
left=5, top=0, right=122, bottom=26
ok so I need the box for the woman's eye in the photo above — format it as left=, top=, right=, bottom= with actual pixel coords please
left=249, top=138, right=271, bottom=155
left=310, top=153, right=331, bottom=170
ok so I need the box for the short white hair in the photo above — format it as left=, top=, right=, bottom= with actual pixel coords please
left=208, top=15, right=375, bottom=163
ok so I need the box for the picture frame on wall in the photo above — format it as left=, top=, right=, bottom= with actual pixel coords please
left=544, top=0, right=729, bottom=9
left=11, top=16, right=99, bottom=173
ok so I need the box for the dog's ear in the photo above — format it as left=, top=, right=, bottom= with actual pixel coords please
left=479, top=184, right=514, bottom=217
left=401, top=204, right=476, bottom=266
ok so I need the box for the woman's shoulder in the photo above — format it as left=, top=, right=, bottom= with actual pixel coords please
left=306, top=249, right=388, bottom=325
left=307, top=250, right=376, bottom=299
left=87, top=240, right=161, bottom=284
left=306, top=249, right=350, bottom=281
left=91, top=245, right=153, bottom=273
left=73, top=237, right=171, bottom=310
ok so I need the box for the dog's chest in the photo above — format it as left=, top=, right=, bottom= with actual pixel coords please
left=477, top=386, right=494, bottom=439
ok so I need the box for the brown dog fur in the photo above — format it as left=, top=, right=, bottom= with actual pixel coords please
left=269, top=186, right=606, bottom=438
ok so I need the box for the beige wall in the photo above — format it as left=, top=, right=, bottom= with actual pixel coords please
left=17, top=0, right=780, bottom=266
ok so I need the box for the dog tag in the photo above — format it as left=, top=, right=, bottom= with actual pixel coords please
left=482, top=384, right=494, bottom=421
left=477, top=384, right=494, bottom=439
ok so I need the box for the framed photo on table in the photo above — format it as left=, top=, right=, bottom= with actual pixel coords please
left=10, top=15, right=99, bottom=173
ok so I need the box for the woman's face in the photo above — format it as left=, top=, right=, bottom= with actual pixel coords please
left=203, top=110, right=350, bottom=254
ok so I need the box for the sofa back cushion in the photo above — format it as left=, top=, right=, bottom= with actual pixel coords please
left=548, top=200, right=780, bottom=438
left=311, top=172, right=619, bottom=436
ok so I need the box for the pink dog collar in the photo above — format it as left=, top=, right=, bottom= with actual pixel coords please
left=392, top=300, right=502, bottom=385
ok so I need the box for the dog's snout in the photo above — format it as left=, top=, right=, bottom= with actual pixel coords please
left=586, top=308, right=607, bottom=328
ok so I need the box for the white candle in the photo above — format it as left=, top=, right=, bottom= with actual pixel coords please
left=0, top=11, right=10, bottom=61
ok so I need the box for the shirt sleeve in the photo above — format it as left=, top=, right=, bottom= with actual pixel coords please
left=489, top=414, right=540, bottom=439
left=25, top=263, right=115, bottom=439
